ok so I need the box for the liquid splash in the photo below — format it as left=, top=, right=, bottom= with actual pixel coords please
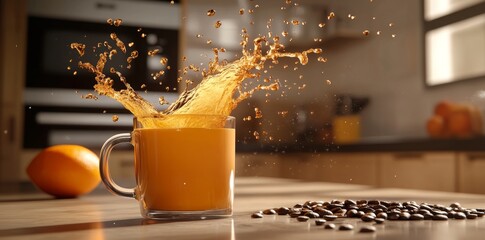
left=72, top=26, right=322, bottom=129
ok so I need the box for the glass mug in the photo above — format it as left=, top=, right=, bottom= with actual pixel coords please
left=100, top=115, right=235, bottom=219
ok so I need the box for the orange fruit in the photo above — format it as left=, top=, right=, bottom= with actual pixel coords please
left=27, top=145, right=101, bottom=198
left=434, top=101, right=458, bottom=117
left=448, top=107, right=473, bottom=138
left=426, top=115, right=446, bottom=138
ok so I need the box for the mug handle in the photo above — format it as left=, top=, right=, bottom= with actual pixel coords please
left=99, top=133, right=135, bottom=198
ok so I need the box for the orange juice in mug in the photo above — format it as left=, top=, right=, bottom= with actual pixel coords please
left=100, top=115, right=235, bottom=219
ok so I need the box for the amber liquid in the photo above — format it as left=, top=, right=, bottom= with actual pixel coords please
left=133, top=128, right=235, bottom=211
left=74, top=28, right=321, bottom=129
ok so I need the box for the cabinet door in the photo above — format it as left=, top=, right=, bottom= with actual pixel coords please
left=235, top=153, right=281, bottom=177
left=278, top=153, right=312, bottom=180
left=457, top=152, right=485, bottom=194
left=0, top=0, right=27, bottom=186
left=278, top=153, right=379, bottom=185
left=379, top=152, right=456, bottom=192
left=313, top=153, right=378, bottom=185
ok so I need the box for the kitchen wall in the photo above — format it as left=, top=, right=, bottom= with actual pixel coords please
left=183, top=0, right=485, bottom=141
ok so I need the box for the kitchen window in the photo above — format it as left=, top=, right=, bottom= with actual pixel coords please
left=424, top=0, right=485, bottom=86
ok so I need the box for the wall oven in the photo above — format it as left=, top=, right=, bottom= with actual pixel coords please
left=24, top=0, right=180, bottom=148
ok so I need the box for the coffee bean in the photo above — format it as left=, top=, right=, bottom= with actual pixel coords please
left=334, top=209, right=347, bottom=217
left=399, top=212, right=411, bottom=220
left=347, top=205, right=359, bottom=210
left=406, top=205, right=419, bottom=211
left=375, top=218, right=385, bottom=224
left=380, top=201, right=391, bottom=207
left=277, top=207, right=290, bottom=215
left=454, top=212, right=466, bottom=220
left=432, top=210, right=447, bottom=216
left=359, top=207, right=375, bottom=213
left=323, top=215, right=338, bottom=221
left=423, top=212, right=434, bottom=220
left=301, top=209, right=312, bottom=215
left=377, top=204, right=388, bottom=211
left=297, top=216, right=310, bottom=222
left=331, top=199, right=343, bottom=204
left=377, top=212, right=388, bottom=219
left=390, top=202, right=403, bottom=208
left=420, top=205, right=433, bottom=211
left=367, top=212, right=377, bottom=218
left=304, top=201, right=316, bottom=206
left=361, top=214, right=375, bottom=222
left=311, top=203, right=323, bottom=208
left=293, top=203, right=303, bottom=208
left=432, top=214, right=448, bottom=221
left=252, top=199, right=483, bottom=229
left=330, top=207, right=343, bottom=213
left=418, top=209, right=430, bottom=215
left=368, top=200, right=380, bottom=206
left=463, top=210, right=472, bottom=216
left=434, top=204, right=446, bottom=210
left=344, top=199, right=357, bottom=206
left=324, top=223, right=336, bottom=229
left=360, top=226, right=376, bottom=233
left=329, top=204, right=344, bottom=209
left=388, top=212, right=400, bottom=220
left=410, top=213, right=424, bottom=220
left=388, top=205, right=402, bottom=211
left=315, top=219, right=326, bottom=226
left=346, top=209, right=359, bottom=218
left=304, top=211, right=320, bottom=218
left=450, top=202, right=461, bottom=209
left=315, top=208, right=333, bottom=217
left=263, top=209, right=277, bottom=215
left=339, top=224, right=354, bottom=231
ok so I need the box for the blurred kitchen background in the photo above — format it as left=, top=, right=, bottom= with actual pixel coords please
left=1, top=0, right=485, bottom=193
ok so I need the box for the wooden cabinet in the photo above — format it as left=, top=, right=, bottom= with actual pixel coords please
left=378, top=152, right=456, bottom=192
left=278, top=153, right=314, bottom=180
left=235, top=153, right=281, bottom=178
left=277, top=153, right=379, bottom=186
left=281, top=153, right=378, bottom=185
left=457, top=152, right=485, bottom=194
left=241, top=152, right=460, bottom=192
left=0, top=0, right=27, bottom=187
left=313, top=153, right=379, bottom=186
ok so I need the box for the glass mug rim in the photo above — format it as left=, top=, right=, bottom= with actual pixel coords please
left=134, top=114, right=235, bottom=118
left=100, top=114, right=235, bottom=219
left=132, top=114, right=236, bottom=129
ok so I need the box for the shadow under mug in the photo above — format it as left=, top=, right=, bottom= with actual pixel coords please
left=99, top=115, right=235, bottom=219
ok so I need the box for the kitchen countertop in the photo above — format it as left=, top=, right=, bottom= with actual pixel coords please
left=1, top=177, right=485, bottom=240
left=237, top=136, right=485, bottom=153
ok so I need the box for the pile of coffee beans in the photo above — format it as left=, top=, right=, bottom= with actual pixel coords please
left=251, top=199, right=484, bottom=233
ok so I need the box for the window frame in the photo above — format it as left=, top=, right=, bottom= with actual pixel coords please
left=423, top=1, right=485, bottom=87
